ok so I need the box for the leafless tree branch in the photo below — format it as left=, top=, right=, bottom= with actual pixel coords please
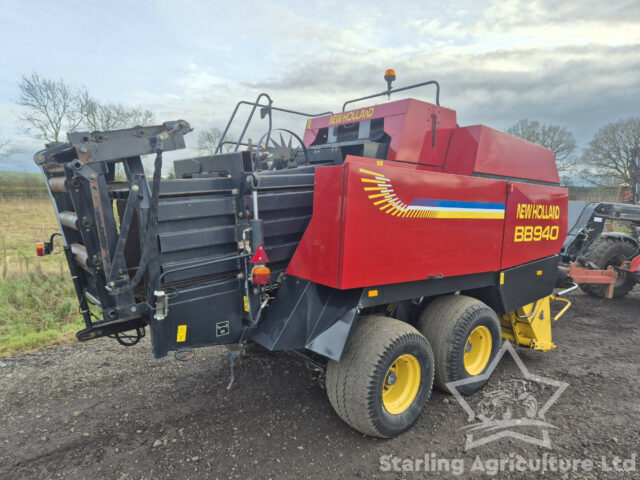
left=197, top=127, right=234, bottom=155
left=579, top=117, right=640, bottom=187
left=15, top=73, right=155, bottom=144
left=506, top=119, right=578, bottom=173
left=82, top=95, right=154, bottom=132
left=15, top=73, right=85, bottom=143
left=0, top=138, right=12, bottom=158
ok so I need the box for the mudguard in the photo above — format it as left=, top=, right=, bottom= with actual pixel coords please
left=249, top=275, right=364, bottom=361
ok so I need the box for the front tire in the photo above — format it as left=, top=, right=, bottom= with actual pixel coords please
left=578, top=236, right=637, bottom=298
left=326, top=316, right=434, bottom=438
left=417, top=295, right=501, bottom=396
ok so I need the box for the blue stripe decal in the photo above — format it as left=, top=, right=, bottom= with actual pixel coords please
left=409, top=199, right=505, bottom=209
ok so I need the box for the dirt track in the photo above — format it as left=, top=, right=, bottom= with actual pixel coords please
left=1, top=289, right=639, bottom=479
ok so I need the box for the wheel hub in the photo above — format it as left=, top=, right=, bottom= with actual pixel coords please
left=386, top=371, right=397, bottom=386
left=463, top=326, right=492, bottom=376
left=382, top=354, right=421, bottom=415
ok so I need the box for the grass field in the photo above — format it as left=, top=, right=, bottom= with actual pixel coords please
left=0, top=171, right=48, bottom=200
left=0, top=175, right=83, bottom=355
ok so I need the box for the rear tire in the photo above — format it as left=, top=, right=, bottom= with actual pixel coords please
left=417, top=295, right=501, bottom=396
left=326, top=316, right=434, bottom=438
left=578, top=236, right=637, bottom=298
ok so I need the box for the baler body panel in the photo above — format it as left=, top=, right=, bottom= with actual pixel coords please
left=501, top=182, right=568, bottom=270
left=287, top=153, right=568, bottom=289
left=304, top=99, right=558, bottom=185
left=287, top=156, right=508, bottom=289
left=303, top=99, right=458, bottom=168
left=443, top=125, right=560, bottom=184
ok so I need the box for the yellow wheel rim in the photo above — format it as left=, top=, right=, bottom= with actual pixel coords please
left=463, top=325, right=492, bottom=375
left=382, top=354, right=421, bottom=415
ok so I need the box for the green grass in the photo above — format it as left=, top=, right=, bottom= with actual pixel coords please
left=0, top=270, right=84, bottom=355
left=0, top=192, right=82, bottom=355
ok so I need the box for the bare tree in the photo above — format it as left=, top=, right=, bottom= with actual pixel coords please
left=506, top=119, right=578, bottom=173
left=83, top=95, right=154, bottom=132
left=15, top=73, right=85, bottom=142
left=0, top=138, right=11, bottom=158
left=580, top=117, right=640, bottom=186
left=197, top=127, right=234, bottom=155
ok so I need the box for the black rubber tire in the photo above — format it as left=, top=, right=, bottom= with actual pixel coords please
left=325, top=316, right=434, bottom=438
left=416, top=295, right=501, bottom=396
left=578, top=236, right=637, bottom=298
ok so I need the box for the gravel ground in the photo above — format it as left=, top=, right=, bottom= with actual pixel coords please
left=0, top=289, right=638, bottom=479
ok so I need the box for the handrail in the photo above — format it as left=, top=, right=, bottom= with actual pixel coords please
left=215, top=93, right=333, bottom=154
left=342, top=80, right=440, bottom=112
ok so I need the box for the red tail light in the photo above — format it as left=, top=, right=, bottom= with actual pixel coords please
left=252, top=266, right=271, bottom=285
left=36, top=242, right=45, bottom=256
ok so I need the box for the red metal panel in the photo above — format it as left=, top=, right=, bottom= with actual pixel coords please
left=285, top=166, right=344, bottom=286
left=626, top=255, right=640, bottom=273
left=443, top=126, right=482, bottom=176
left=337, top=157, right=507, bottom=288
left=475, top=127, right=559, bottom=184
left=303, top=99, right=412, bottom=146
left=288, top=156, right=511, bottom=289
left=500, top=182, right=568, bottom=269
left=302, top=99, right=457, bottom=170
left=444, top=126, right=560, bottom=184
left=386, top=101, right=457, bottom=167
left=304, top=100, right=559, bottom=185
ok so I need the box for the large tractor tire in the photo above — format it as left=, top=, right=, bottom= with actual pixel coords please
left=579, top=236, right=637, bottom=298
left=417, top=295, right=501, bottom=396
left=326, top=316, right=434, bottom=438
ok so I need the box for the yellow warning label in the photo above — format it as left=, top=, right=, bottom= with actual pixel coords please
left=176, top=325, right=187, bottom=342
left=376, top=160, right=384, bottom=166
left=500, top=272, right=505, bottom=285
left=243, top=296, right=249, bottom=312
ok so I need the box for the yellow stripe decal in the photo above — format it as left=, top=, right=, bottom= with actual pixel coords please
left=359, top=168, right=385, bottom=177
left=359, top=166, right=505, bottom=221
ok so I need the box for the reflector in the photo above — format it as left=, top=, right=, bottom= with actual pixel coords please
left=251, top=244, right=270, bottom=263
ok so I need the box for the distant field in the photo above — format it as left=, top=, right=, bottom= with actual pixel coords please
left=0, top=193, right=82, bottom=355
left=0, top=171, right=49, bottom=199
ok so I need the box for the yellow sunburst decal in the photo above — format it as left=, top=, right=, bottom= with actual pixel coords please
left=359, top=168, right=505, bottom=219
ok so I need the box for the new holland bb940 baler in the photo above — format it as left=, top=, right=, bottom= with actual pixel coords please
left=35, top=73, right=570, bottom=438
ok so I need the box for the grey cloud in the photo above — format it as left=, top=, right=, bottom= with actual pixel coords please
left=235, top=42, right=640, bottom=146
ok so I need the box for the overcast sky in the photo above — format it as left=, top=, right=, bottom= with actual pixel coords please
left=0, top=0, right=639, bottom=171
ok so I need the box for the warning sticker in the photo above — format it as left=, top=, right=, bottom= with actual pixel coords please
left=176, top=325, right=187, bottom=342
